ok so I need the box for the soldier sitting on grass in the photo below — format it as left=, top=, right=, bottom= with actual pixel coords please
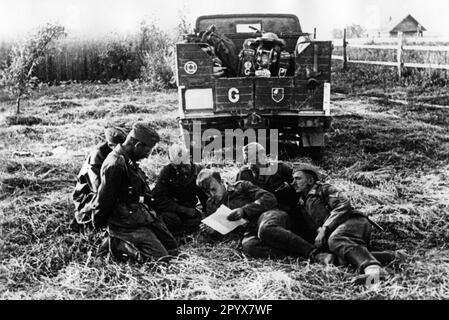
left=71, top=126, right=127, bottom=231
left=152, top=144, right=207, bottom=236
left=91, top=122, right=178, bottom=262
left=236, top=142, right=297, bottom=213
left=196, top=169, right=334, bottom=264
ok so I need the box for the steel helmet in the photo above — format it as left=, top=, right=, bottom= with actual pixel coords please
left=255, top=32, right=286, bottom=47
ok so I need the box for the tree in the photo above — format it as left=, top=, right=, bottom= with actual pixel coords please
left=332, top=24, right=366, bottom=39
left=332, top=28, right=344, bottom=39
left=138, top=18, right=175, bottom=90
left=0, top=23, right=66, bottom=114
left=175, top=7, right=193, bottom=42
left=346, top=24, right=366, bottom=38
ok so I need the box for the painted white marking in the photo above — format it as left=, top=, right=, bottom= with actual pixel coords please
left=228, top=87, right=240, bottom=103
left=323, top=82, right=331, bottom=115
left=184, top=61, right=197, bottom=75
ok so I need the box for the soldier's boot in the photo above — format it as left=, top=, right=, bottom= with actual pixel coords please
left=352, top=265, right=390, bottom=287
left=341, top=250, right=407, bottom=267
left=371, top=250, right=408, bottom=265
left=199, top=224, right=224, bottom=242
left=346, top=246, right=388, bottom=286
left=257, top=222, right=315, bottom=259
left=110, top=237, right=142, bottom=263
left=309, top=249, right=337, bottom=266
left=155, top=249, right=181, bottom=264
left=176, top=233, right=196, bottom=245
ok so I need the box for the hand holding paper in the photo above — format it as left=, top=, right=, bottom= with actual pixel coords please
left=227, top=208, right=244, bottom=221
left=201, top=205, right=248, bottom=235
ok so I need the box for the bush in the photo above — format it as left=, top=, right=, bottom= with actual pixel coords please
left=0, top=23, right=66, bottom=113
left=5, top=115, right=43, bottom=126
left=140, top=52, right=175, bottom=90
left=0, top=18, right=187, bottom=89
left=138, top=19, right=176, bottom=90
left=97, top=38, right=141, bottom=81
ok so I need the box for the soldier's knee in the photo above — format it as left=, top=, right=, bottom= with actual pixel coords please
left=242, top=237, right=260, bottom=257
left=258, top=222, right=276, bottom=241
left=258, top=210, right=288, bottom=240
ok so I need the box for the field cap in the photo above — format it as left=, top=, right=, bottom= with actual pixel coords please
left=104, top=127, right=127, bottom=144
left=168, top=143, right=189, bottom=165
left=196, top=168, right=221, bottom=190
left=129, top=122, right=160, bottom=145
left=294, top=164, right=323, bottom=181
left=242, top=142, right=267, bottom=165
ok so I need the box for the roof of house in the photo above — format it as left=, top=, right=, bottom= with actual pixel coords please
left=380, top=14, right=427, bottom=33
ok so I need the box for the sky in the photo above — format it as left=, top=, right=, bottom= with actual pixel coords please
left=0, top=0, right=448, bottom=41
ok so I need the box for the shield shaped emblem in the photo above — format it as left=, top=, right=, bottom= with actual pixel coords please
left=272, top=88, right=284, bottom=103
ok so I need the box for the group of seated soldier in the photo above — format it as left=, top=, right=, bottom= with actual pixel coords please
left=72, top=123, right=403, bottom=285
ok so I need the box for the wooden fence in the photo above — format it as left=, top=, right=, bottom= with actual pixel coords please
left=332, top=30, right=449, bottom=76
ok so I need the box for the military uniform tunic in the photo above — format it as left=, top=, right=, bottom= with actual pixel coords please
left=294, top=182, right=380, bottom=268
left=205, top=181, right=314, bottom=259
left=236, top=161, right=297, bottom=212
left=92, top=145, right=177, bottom=260
left=205, top=181, right=277, bottom=232
left=72, top=142, right=112, bottom=226
left=152, top=163, right=207, bottom=235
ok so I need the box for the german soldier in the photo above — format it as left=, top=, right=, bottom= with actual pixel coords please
left=236, top=142, right=297, bottom=212
left=91, top=122, right=178, bottom=262
left=152, top=144, right=207, bottom=236
left=291, top=164, right=396, bottom=284
left=196, top=169, right=334, bottom=263
left=72, top=127, right=127, bottom=230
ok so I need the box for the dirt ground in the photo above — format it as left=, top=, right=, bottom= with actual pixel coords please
left=0, top=82, right=448, bottom=299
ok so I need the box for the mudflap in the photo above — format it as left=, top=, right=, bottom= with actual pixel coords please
left=301, top=128, right=324, bottom=147
left=300, top=128, right=324, bottom=160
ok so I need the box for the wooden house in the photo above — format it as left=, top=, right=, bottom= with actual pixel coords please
left=370, top=14, right=426, bottom=38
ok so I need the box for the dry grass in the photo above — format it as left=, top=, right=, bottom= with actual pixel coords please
left=331, top=58, right=449, bottom=105
left=0, top=82, right=448, bottom=299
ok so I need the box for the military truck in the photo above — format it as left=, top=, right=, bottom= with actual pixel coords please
left=175, top=14, right=332, bottom=159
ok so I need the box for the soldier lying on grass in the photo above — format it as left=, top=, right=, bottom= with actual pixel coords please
left=291, top=164, right=401, bottom=285
left=90, top=122, right=178, bottom=262
left=196, top=169, right=334, bottom=263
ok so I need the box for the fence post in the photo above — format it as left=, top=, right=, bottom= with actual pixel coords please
left=65, top=49, right=69, bottom=81
left=397, top=32, right=404, bottom=77
left=343, top=28, right=348, bottom=70
left=45, top=54, right=50, bottom=83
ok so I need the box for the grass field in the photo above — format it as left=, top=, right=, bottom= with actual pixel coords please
left=0, top=81, right=448, bottom=299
